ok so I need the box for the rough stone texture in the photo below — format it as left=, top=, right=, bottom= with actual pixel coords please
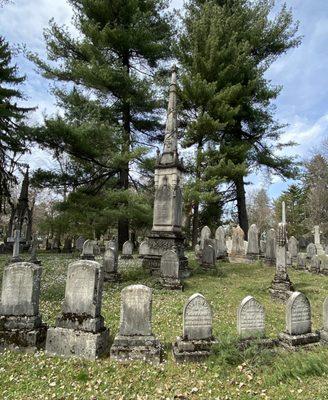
left=76, top=236, right=85, bottom=251
left=46, top=260, right=110, bottom=359
left=320, top=297, right=328, bottom=343
left=265, top=229, right=276, bottom=265
left=62, top=260, right=103, bottom=318
left=103, top=248, right=120, bottom=282
left=259, top=240, right=266, bottom=257
left=0, top=262, right=41, bottom=316
left=230, top=226, right=245, bottom=257
left=110, top=285, right=162, bottom=363
left=319, top=255, right=328, bottom=275
left=138, top=241, right=150, bottom=259
left=173, top=293, right=216, bottom=362
left=288, top=236, right=298, bottom=263
left=309, top=255, right=321, bottom=274
left=81, top=240, right=95, bottom=260
left=306, top=243, right=317, bottom=260
left=0, top=262, right=47, bottom=351
left=237, top=296, right=265, bottom=339
left=106, top=238, right=118, bottom=253
left=121, top=240, right=134, bottom=259
left=11, top=229, right=21, bottom=263
left=200, top=226, right=211, bottom=250
left=279, top=291, right=319, bottom=348
left=296, top=253, right=307, bottom=270
left=270, top=223, right=294, bottom=301
left=215, top=226, right=228, bottom=260
left=313, top=225, right=325, bottom=255
left=246, top=224, right=259, bottom=259
left=194, top=244, right=202, bottom=262
left=200, top=244, right=216, bottom=269
left=46, top=327, right=109, bottom=360
left=160, top=250, right=183, bottom=290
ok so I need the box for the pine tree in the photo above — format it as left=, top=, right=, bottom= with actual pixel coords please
left=29, top=0, right=172, bottom=247
left=0, top=36, right=34, bottom=215
left=177, top=0, right=301, bottom=237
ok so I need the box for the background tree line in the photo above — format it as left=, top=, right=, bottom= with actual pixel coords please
left=3, top=0, right=322, bottom=249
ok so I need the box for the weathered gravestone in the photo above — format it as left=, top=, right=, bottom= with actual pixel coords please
left=313, top=225, right=325, bottom=255
left=194, top=244, right=202, bottom=262
left=172, top=293, right=216, bottom=362
left=306, top=243, right=317, bottom=260
left=265, top=229, right=276, bottom=265
left=230, top=226, right=245, bottom=259
left=200, top=226, right=211, bottom=250
left=110, top=285, right=162, bottom=363
left=246, top=224, right=259, bottom=260
left=237, top=296, right=265, bottom=339
left=215, top=226, right=228, bottom=260
left=296, top=253, right=307, bottom=270
left=46, top=260, right=110, bottom=360
left=160, top=250, right=183, bottom=290
left=320, top=297, right=328, bottom=343
left=29, top=236, right=41, bottom=265
left=200, top=243, right=216, bottom=269
left=270, top=223, right=294, bottom=301
left=309, top=255, right=321, bottom=274
left=288, top=236, right=298, bottom=264
left=279, top=291, right=319, bottom=348
left=226, top=237, right=232, bottom=254
left=103, top=247, right=120, bottom=282
left=93, top=243, right=100, bottom=256
left=11, top=229, right=21, bottom=263
left=81, top=240, right=95, bottom=260
left=259, top=239, right=266, bottom=257
left=106, top=237, right=118, bottom=253
left=121, top=240, right=134, bottom=259
left=75, top=236, right=85, bottom=252
left=0, top=262, right=47, bottom=351
left=138, top=241, right=150, bottom=259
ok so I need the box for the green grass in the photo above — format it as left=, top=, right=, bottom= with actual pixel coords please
left=1, top=253, right=328, bottom=399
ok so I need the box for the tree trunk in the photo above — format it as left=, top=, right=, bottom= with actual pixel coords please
left=235, top=175, right=248, bottom=239
left=118, top=52, right=131, bottom=250
left=191, top=202, right=199, bottom=248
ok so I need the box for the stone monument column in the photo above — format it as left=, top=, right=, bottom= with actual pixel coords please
left=142, top=66, right=189, bottom=276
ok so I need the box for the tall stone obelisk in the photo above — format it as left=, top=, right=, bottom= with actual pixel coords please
left=142, top=66, right=189, bottom=276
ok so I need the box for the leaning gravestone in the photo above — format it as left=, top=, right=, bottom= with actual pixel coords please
left=103, top=247, right=120, bottom=282
left=237, top=296, right=265, bottom=339
left=215, top=226, right=228, bottom=260
left=160, top=250, right=182, bottom=290
left=75, top=236, right=85, bottom=251
left=121, top=240, right=134, bottom=259
left=172, top=293, right=216, bottom=362
left=46, top=260, right=110, bottom=360
left=200, top=244, right=216, bottom=269
left=230, top=225, right=245, bottom=259
left=81, top=240, right=95, bottom=260
left=246, top=224, right=259, bottom=260
left=0, top=262, right=47, bottom=351
left=265, top=229, right=276, bottom=265
left=138, top=241, right=150, bottom=259
left=110, top=285, right=162, bottom=363
left=200, top=226, right=211, bottom=250
left=278, top=291, right=319, bottom=348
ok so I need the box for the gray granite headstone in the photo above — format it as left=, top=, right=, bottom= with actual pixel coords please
left=306, top=243, right=317, bottom=259
left=215, top=226, right=228, bottom=259
left=201, top=244, right=216, bottom=268
left=121, top=240, right=133, bottom=259
left=12, top=229, right=21, bottom=262
left=200, top=226, right=211, bottom=250
left=297, top=253, right=307, bottom=269
left=75, top=236, right=85, bottom=251
left=138, top=241, right=150, bottom=258
left=237, top=296, right=265, bottom=339
left=230, top=225, right=245, bottom=257
left=183, top=293, right=212, bottom=340
left=81, top=240, right=95, bottom=260
left=246, top=224, right=259, bottom=258
left=160, top=250, right=182, bottom=290
left=288, top=236, right=298, bottom=261
left=265, top=229, right=276, bottom=264
left=103, top=247, right=118, bottom=278
left=286, top=292, right=311, bottom=335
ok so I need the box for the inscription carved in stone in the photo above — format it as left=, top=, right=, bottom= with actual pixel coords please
left=183, top=293, right=212, bottom=340
left=286, top=292, right=311, bottom=335
left=237, top=296, right=265, bottom=339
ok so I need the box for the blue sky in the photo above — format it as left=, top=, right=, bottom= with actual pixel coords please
left=1, top=0, right=327, bottom=199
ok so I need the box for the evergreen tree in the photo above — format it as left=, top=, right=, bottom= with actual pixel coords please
left=177, top=0, right=300, bottom=237
left=29, top=0, right=172, bottom=248
left=0, top=36, right=34, bottom=215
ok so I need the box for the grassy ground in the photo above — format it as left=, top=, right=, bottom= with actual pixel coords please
left=1, top=253, right=328, bottom=399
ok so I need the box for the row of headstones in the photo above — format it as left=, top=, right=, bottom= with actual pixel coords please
left=1, top=261, right=328, bottom=362
left=294, top=243, right=328, bottom=275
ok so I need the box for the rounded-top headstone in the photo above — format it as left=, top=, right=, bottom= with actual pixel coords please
left=200, top=226, right=211, bottom=249
left=247, top=224, right=259, bottom=255
left=288, top=236, right=298, bottom=258
left=183, top=293, right=213, bottom=340
left=119, top=284, right=152, bottom=336
left=62, top=260, right=103, bottom=318
left=231, top=225, right=245, bottom=255
left=82, top=240, right=94, bottom=255
left=237, top=295, right=265, bottom=339
left=139, top=241, right=150, bottom=256
left=122, top=240, right=133, bottom=255
left=265, top=229, right=276, bottom=260
left=306, top=243, right=317, bottom=259
left=103, top=247, right=117, bottom=273
left=0, top=262, right=42, bottom=316
left=286, top=291, right=311, bottom=335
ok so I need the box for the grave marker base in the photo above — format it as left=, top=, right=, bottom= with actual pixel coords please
left=172, top=336, right=217, bottom=362
left=278, top=331, right=320, bottom=348
left=103, top=271, right=121, bottom=282
left=0, top=325, right=47, bottom=352
left=110, top=334, right=162, bottom=363
left=46, top=327, right=110, bottom=360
